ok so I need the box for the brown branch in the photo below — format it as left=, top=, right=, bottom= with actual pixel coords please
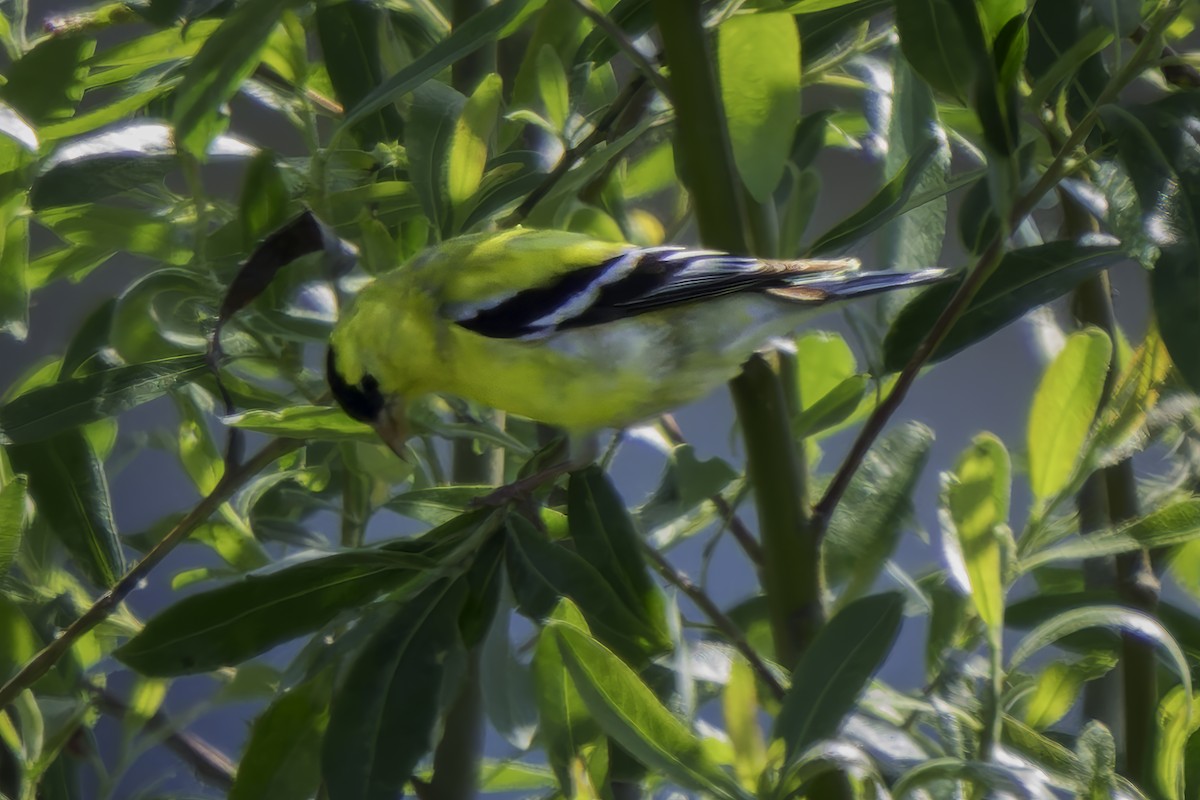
left=643, top=545, right=785, bottom=701
left=89, top=684, right=236, bottom=792
left=0, top=438, right=302, bottom=712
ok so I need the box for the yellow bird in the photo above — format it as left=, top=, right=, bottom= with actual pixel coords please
left=327, top=228, right=947, bottom=456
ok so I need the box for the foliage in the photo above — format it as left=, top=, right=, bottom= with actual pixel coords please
left=2, top=0, right=1200, bottom=798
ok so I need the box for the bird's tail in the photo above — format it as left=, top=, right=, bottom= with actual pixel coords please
left=767, top=264, right=951, bottom=303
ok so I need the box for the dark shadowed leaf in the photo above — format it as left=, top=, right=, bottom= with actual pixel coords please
left=386, top=485, right=493, bottom=525
left=550, top=601, right=751, bottom=800
left=569, top=468, right=666, bottom=639
left=481, top=599, right=538, bottom=750
left=506, top=515, right=664, bottom=661
left=1104, top=97, right=1200, bottom=395
left=322, top=580, right=466, bottom=800
left=825, top=423, right=932, bottom=602
left=894, top=0, right=975, bottom=103
left=32, top=123, right=257, bottom=210
left=796, top=0, right=891, bottom=67
left=229, top=677, right=330, bottom=800
left=172, top=0, right=300, bottom=157
left=408, top=81, right=466, bottom=237
left=316, top=0, right=404, bottom=148
left=532, top=599, right=601, bottom=790
left=0, top=355, right=208, bottom=445
left=337, top=0, right=529, bottom=135
left=882, top=241, right=1127, bottom=372
left=809, top=139, right=938, bottom=255
left=774, top=592, right=903, bottom=763
left=7, top=431, right=124, bottom=587
left=115, top=513, right=489, bottom=675
left=0, top=35, right=93, bottom=125
left=238, top=150, right=291, bottom=245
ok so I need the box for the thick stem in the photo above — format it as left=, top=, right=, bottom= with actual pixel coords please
left=0, top=438, right=301, bottom=712
left=652, top=0, right=818, bottom=670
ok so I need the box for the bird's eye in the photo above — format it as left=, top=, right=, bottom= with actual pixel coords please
left=326, top=347, right=385, bottom=423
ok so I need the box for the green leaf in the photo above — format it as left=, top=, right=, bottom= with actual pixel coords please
left=336, top=0, right=528, bottom=136
left=481, top=600, right=538, bottom=750
left=1157, top=685, right=1198, bottom=800
left=315, top=0, right=404, bottom=148
left=549, top=601, right=750, bottom=800
left=323, top=581, right=465, bottom=800
left=1027, top=328, right=1111, bottom=502
left=892, top=757, right=1048, bottom=798
left=894, top=0, right=976, bottom=103
left=0, top=475, right=26, bottom=577
left=723, top=657, right=767, bottom=789
left=0, top=35, right=93, bottom=125
left=172, top=0, right=299, bottom=157
left=239, top=150, right=291, bottom=246
left=883, top=241, right=1126, bottom=373
left=386, top=485, right=493, bottom=525
left=532, top=599, right=601, bottom=791
left=0, top=355, right=208, bottom=446
left=717, top=12, right=801, bottom=202
left=536, top=46, right=569, bottom=131
left=794, top=331, right=855, bottom=404
left=1008, top=605, right=1193, bottom=706
left=1091, top=0, right=1141, bottom=37
left=230, top=677, right=330, bottom=800
left=0, top=197, right=28, bottom=340
left=448, top=73, right=504, bottom=217
left=1022, top=498, right=1200, bottom=571
left=223, top=405, right=375, bottom=442
left=506, top=515, right=663, bottom=661
left=32, top=122, right=257, bottom=210
left=7, top=431, right=124, bottom=587
left=809, top=139, right=938, bottom=255
left=1023, top=654, right=1116, bottom=730
left=793, top=375, right=868, bottom=439
left=568, top=467, right=666, bottom=642
left=115, top=515, right=487, bottom=675
left=408, top=82, right=466, bottom=237
left=1104, top=98, right=1200, bottom=395
left=773, top=592, right=903, bottom=763
left=35, top=204, right=193, bottom=265
left=825, top=423, right=932, bottom=602
left=943, top=433, right=1009, bottom=635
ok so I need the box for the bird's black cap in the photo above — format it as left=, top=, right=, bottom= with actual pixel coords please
left=326, top=347, right=385, bottom=423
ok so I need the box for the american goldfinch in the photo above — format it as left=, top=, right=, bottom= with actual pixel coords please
left=327, top=228, right=948, bottom=454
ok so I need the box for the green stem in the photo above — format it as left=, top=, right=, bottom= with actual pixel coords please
left=652, top=0, right=818, bottom=668
left=0, top=438, right=300, bottom=713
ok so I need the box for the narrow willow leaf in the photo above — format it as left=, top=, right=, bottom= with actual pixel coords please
left=0, top=355, right=208, bottom=445
left=532, top=599, right=601, bottom=790
left=883, top=241, right=1125, bottom=373
left=892, top=758, right=1041, bottom=798
left=774, top=592, right=903, bottom=763
left=1008, top=605, right=1193, bottom=707
left=1157, top=686, right=1198, bottom=800
left=408, top=82, right=466, bottom=237
left=323, top=581, right=465, bottom=800
left=7, top=431, right=124, bottom=587
left=386, top=485, right=493, bottom=525
left=506, top=515, right=663, bottom=660
left=809, top=139, right=938, bottom=255
left=894, top=0, right=975, bottom=103
left=1023, top=654, right=1116, bottom=730
left=536, top=46, right=569, bottom=131
left=315, top=0, right=403, bottom=148
left=173, top=0, right=299, bottom=157
left=792, top=374, right=868, bottom=439
left=239, top=150, right=291, bottom=246
left=223, top=405, right=375, bottom=441
left=0, top=475, right=26, bottom=576
left=32, top=122, right=256, bottom=210
left=337, top=0, right=528, bottom=136
left=1022, top=499, right=1200, bottom=571
left=229, top=677, right=330, bottom=800
left=825, top=424, right=932, bottom=602
left=0, top=35, right=93, bottom=125
left=550, top=602, right=750, bottom=800
left=1104, top=98, right=1200, bottom=395
left=943, top=434, right=1009, bottom=634
left=481, top=600, right=538, bottom=750
left=448, top=73, right=504, bottom=214
left=723, top=657, right=767, bottom=789
left=0, top=197, right=28, bottom=340
left=568, top=467, right=666, bottom=643
left=1028, top=328, right=1111, bottom=501
left=115, top=514, right=487, bottom=675
left=717, top=12, right=801, bottom=202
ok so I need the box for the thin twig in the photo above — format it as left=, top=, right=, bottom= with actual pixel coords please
left=0, top=438, right=302, bottom=712
left=658, top=414, right=763, bottom=565
left=811, top=7, right=1178, bottom=535
left=500, top=73, right=650, bottom=228
left=568, top=0, right=672, bottom=99
left=89, top=684, right=236, bottom=792
left=643, top=545, right=786, bottom=701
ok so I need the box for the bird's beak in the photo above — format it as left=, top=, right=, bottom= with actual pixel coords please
left=372, top=402, right=410, bottom=459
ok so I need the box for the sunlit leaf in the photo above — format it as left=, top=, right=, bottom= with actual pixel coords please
left=0, top=475, right=27, bottom=577
left=448, top=74, right=504, bottom=219
left=1028, top=328, right=1111, bottom=502
left=223, top=405, right=375, bottom=441
left=717, top=12, right=801, bottom=202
